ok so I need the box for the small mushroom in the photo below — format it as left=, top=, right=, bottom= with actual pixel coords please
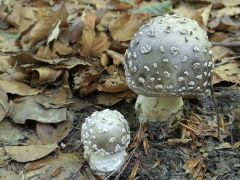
left=81, top=109, right=130, bottom=175
left=124, top=14, right=213, bottom=125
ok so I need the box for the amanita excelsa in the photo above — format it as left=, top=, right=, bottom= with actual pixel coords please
left=124, top=14, right=214, bottom=124
left=81, top=109, right=130, bottom=174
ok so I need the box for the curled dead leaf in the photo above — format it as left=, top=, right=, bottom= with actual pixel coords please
left=24, top=153, right=84, bottom=179
left=0, top=80, right=40, bottom=96
left=31, top=67, right=62, bottom=85
left=109, top=13, right=150, bottom=41
left=0, top=90, right=9, bottom=122
left=4, top=143, right=58, bottom=162
left=97, top=90, right=136, bottom=106
left=9, top=96, right=67, bottom=124
left=36, top=118, right=73, bottom=145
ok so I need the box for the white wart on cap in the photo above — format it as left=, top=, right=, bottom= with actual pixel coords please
left=81, top=109, right=130, bottom=173
left=124, top=14, right=214, bottom=97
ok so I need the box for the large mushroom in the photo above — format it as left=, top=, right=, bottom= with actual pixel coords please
left=124, top=14, right=214, bottom=126
left=81, top=109, right=130, bottom=174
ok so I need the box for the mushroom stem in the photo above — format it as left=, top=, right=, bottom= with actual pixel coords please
left=135, top=95, right=183, bottom=124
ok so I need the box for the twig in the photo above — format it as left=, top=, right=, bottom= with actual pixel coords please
left=210, top=80, right=222, bottom=142
left=211, top=41, right=240, bottom=48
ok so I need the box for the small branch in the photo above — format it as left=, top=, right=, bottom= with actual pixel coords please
left=211, top=41, right=240, bottom=48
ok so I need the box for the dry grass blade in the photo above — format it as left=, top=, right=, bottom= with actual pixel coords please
left=128, top=160, right=140, bottom=180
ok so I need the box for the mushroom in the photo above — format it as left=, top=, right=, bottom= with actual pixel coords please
left=81, top=109, right=130, bottom=174
left=124, top=14, right=214, bottom=126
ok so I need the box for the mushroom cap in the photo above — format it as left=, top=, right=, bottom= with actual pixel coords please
left=81, top=109, right=130, bottom=155
left=124, top=14, right=214, bottom=97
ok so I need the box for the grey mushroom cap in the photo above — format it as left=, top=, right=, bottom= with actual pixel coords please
left=124, top=14, right=214, bottom=97
left=81, top=109, right=130, bottom=156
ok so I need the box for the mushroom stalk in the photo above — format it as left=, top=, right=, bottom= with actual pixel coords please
left=135, top=95, right=183, bottom=123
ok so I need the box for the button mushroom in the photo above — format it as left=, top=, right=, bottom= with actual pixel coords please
left=81, top=109, right=130, bottom=174
left=124, top=14, right=213, bottom=125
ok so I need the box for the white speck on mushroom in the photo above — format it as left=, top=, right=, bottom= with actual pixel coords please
left=209, top=50, right=213, bottom=55
left=132, top=52, right=137, bottom=59
left=196, top=75, right=202, bottom=80
left=163, top=71, right=171, bottom=79
left=193, top=63, right=200, bottom=70
left=174, top=65, right=178, bottom=69
left=195, top=87, right=201, bottom=91
left=139, top=77, right=145, bottom=83
left=122, top=128, right=126, bottom=133
left=206, top=89, right=210, bottom=93
left=182, top=87, right=186, bottom=90
left=179, top=18, right=187, bottom=23
left=204, top=62, right=208, bottom=67
left=138, top=31, right=143, bottom=35
left=155, top=84, right=163, bottom=89
left=208, top=72, right=211, bottom=77
left=170, top=47, right=179, bottom=56
left=147, top=29, right=155, bottom=37
left=144, top=66, right=150, bottom=72
left=163, top=59, right=169, bottom=63
left=165, top=25, right=172, bottom=33
left=128, top=60, right=132, bottom=67
left=140, top=45, right=152, bottom=54
left=183, top=71, right=189, bottom=76
left=160, top=45, right=165, bottom=53
left=150, top=77, right=155, bottom=82
left=189, top=87, right=194, bottom=90
left=204, top=71, right=207, bottom=76
left=153, top=63, right=158, bottom=68
left=109, top=137, right=116, bottom=143
left=166, top=85, right=173, bottom=89
left=121, top=136, right=127, bottom=144
left=157, top=78, right=161, bottom=81
left=203, top=81, right=208, bottom=87
left=189, top=81, right=195, bottom=86
left=208, top=62, right=212, bottom=67
left=193, top=47, right=200, bottom=52
left=182, top=56, right=187, bottom=63
left=178, top=77, right=184, bottom=82
left=179, top=29, right=187, bottom=34
left=132, top=66, right=137, bottom=72
left=156, top=71, right=160, bottom=74
left=203, top=48, right=208, bottom=53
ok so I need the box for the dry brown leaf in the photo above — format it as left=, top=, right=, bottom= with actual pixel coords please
left=4, top=143, right=58, bottom=162
left=97, top=90, right=136, bottom=106
left=0, top=90, right=9, bottom=122
left=213, top=60, right=240, bottom=84
left=192, top=4, right=212, bottom=27
left=9, top=96, right=67, bottom=124
left=100, top=53, right=110, bottom=67
left=0, top=1, right=22, bottom=27
left=80, top=14, right=96, bottom=57
left=21, top=4, right=68, bottom=50
left=97, top=68, right=128, bottom=92
left=52, top=41, right=74, bottom=56
left=109, top=13, right=150, bottom=41
left=31, top=67, right=62, bottom=85
left=106, top=49, right=124, bottom=65
left=92, top=32, right=111, bottom=57
left=67, top=17, right=83, bottom=43
left=0, top=169, right=21, bottom=180
left=24, top=153, right=84, bottom=179
left=217, top=0, right=240, bottom=7
left=97, top=11, right=120, bottom=32
left=0, top=80, right=40, bottom=96
left=36, top=120, right=72, bottom=144
left=0, top=119, right=33, bottom=146
left=173, top=2, right=197, bottom=19
left=212, top=46, right=234, bottom=60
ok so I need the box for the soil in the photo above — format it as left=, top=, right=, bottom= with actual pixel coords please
left=61, top=85, right=240, bottom=179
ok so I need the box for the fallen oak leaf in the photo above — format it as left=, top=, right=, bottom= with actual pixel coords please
left=4, top=143, right=58, bottom=162
left=0, top=80, right=40, bottom=96
left=109, top=13, right=150, bottom=41
left=0, top=90, right=9, bottom=122
left=9, top=96, right=67, bottom=124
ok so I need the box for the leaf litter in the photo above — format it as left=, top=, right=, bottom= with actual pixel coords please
left=0, top=0, right=239, bottom=179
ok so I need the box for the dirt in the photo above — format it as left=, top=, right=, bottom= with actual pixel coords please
left=59, top=86, right=240, bottom=179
